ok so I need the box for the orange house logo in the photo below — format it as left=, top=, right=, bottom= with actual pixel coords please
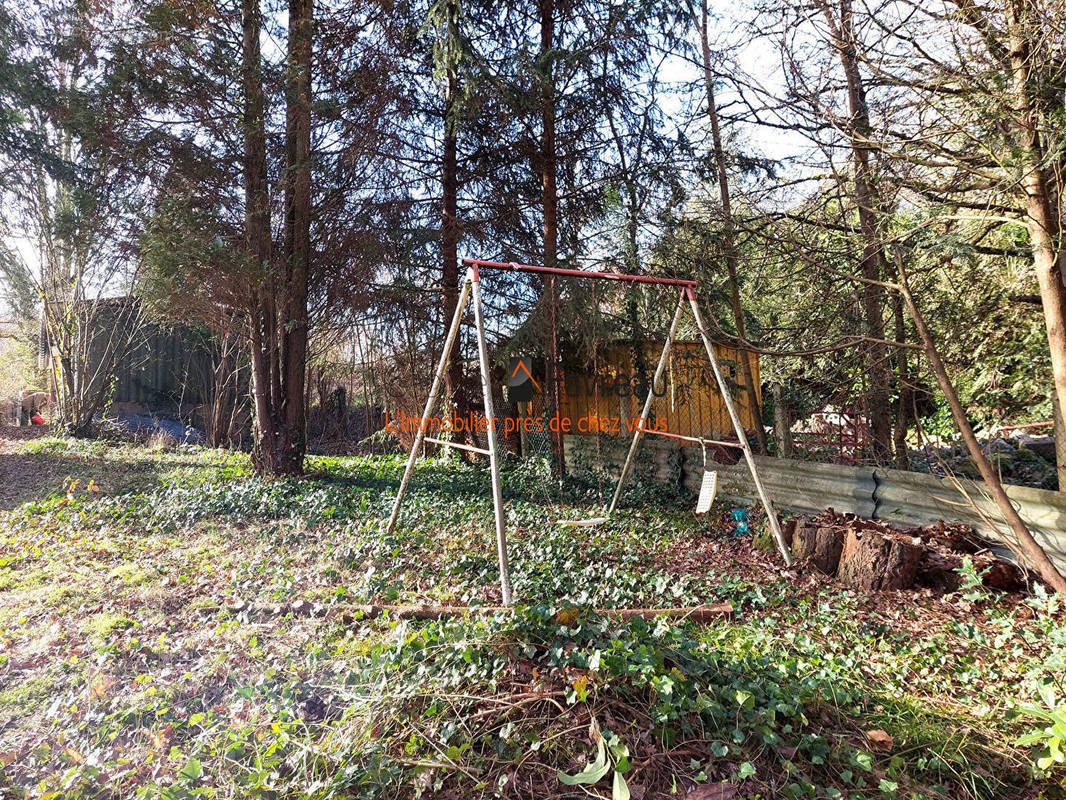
left=507, top=357, right=539, bottom=402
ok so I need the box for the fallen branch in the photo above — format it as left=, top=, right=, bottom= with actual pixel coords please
left=469, top=691, right=568, bottom=721
left=218, top=599, right=734, bottom=623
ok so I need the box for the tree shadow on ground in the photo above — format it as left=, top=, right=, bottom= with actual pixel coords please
left=0, top=450, right=242, bottom=511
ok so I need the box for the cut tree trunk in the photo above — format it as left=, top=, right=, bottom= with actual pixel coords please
left=792, top=521, right=845, bottom=575
left=837, top=528, right=922, bottom=591
left=797, top=511, right=1030, bottom=593
left=915, top=549, right=962, bottom=593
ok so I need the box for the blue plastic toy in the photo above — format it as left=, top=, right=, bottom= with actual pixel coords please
left=730, top=508, right=749, bottom=536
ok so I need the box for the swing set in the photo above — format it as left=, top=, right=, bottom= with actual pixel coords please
left=384, top=258, right=792, bottom=605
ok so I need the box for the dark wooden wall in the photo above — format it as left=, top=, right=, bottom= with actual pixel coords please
left=108, top=323, right=214, bottom=408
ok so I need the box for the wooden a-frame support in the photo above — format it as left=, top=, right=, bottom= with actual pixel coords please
left=385, top=266, right=790, bottom=608
left=609, top=286, right=792, bottom=565
left=384, top=264, right=512, bottom=604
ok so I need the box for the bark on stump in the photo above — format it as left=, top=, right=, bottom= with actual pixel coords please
left=837, top=528, right=922, bottom=591
left=792, top=521, right=845, bottom=576
left=914, top=549, right=962, bottom=593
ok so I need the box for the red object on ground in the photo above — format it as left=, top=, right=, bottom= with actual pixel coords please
left=30, top=412, right=45, bottom=425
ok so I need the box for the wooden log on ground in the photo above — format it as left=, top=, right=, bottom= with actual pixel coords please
left=791, top=520, right=845, bottom=576
left=341, top=604, right=735, bottom=623
left=836, top=528, right=922, bottom=591
left=221, top=599, right=734, bottom=623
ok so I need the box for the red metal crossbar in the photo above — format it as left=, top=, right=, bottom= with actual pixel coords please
left=423, top=437, right=491, bottom=456
left=463, top=258, right=698, bottom=288
left=643, top=428, right=744, bottom=449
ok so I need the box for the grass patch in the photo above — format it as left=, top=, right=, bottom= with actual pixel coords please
left=0, top=433, right=1063, bottom=798
left=0, top=673, right=61, bottom=715
left=81, top=612, right=137, bottom=643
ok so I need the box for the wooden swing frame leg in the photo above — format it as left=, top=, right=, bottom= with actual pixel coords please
left=687, top=288, right=791, bottom=564
left=606, top=287, right=792, bottom=565
left=608, top=289, right=688, bottom=515
left=471, top=269, right=513, bottom=605
left=385, top=266, right=513, bottom=604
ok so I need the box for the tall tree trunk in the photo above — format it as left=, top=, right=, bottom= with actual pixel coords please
left=1005, top=0, right=1066, bottom=492
left=696, top=0, right=768, bottom=453
left=241, top=0, right=280, bottom=472
left=818, top=0, right=893, bottom=463
left=1045, top=151, right=1066, bottom=494
left=895, top=258, right=1066, bottom=592
left=1054, top=394, right=1066, bottom=490
left=281, top=0, right=311, bottom=475
left=624, top=201, right=648, bottom=383
left=604, top=104, right=649, bottom=387
left=893, top=293, right=910, bottom=470
left=441, top=2, right=469, bottom=446
left=539, top=0, right=557, bottom=274
left=243, top=0, right=312, bottom=476
left=279, top=0, right=313, bottom=475
left=539, top=0, right=565, bottom=475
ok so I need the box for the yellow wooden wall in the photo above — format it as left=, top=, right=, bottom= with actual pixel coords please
left=556, top=341, right=760, bottom=440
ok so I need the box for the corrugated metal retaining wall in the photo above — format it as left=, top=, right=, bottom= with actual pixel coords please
left=562, top=434, right=1066, bottom=573
left=872, top=469, right=1066, bottom=574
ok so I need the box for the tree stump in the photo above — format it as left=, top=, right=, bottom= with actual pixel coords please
left=914, top=550, right=962, bottom=593
left=973, top=552, right=1026, bottom=592
left=837, top=529, right=922, bottom=591
left=792, top=521, right=845, bottom=576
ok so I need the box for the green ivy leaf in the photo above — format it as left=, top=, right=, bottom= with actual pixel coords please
left=558, top=738, right=610, bottom=786
left=177, top=756, right=202, bottom=783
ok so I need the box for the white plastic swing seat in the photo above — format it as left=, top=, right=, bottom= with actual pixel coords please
left=556, top=516, right=610, bottom=527
left=695, top=470, right=719, bottom=514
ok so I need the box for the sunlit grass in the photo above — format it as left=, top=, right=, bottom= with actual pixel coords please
left=0, top=434, right=1062, bottom=798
